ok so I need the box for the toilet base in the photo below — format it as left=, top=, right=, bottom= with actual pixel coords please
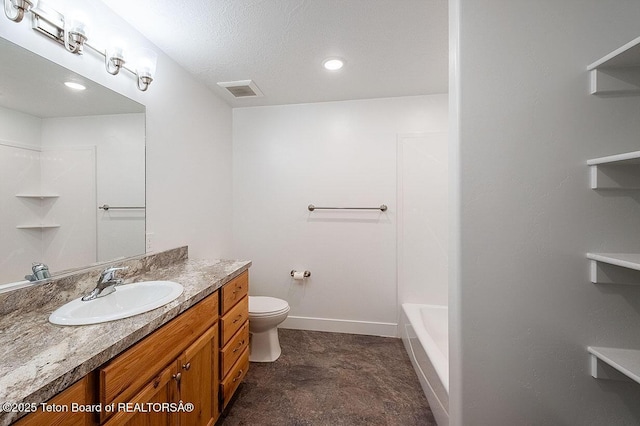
left=249, top=328, right=282, bottom=362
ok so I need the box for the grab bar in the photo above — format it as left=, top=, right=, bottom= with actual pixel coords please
left=99, top=204, right=146, bottom=211
left=308, top=204, right=387, bottom=212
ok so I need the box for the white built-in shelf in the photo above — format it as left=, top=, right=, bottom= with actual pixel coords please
left=16, top=224, right=61, bottom=229
left=589, top=346, right=640, bottom=384
left=587, top=151, right=640, bottom=166
left=587, top=151, right=640, bottom=189
left=587, top=253, right=640, bottom=284
left=15, top=193, right=59, bottom=199
left=587, top=36, right=640, bottom=95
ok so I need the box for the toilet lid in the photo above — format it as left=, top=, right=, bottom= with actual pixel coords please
left=249, top=296, right=289, bottom=314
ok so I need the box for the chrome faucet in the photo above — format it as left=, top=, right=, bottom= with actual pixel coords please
left=81, top=266, right=128, bottom=301
left=25, top=262, right=50, bottom=282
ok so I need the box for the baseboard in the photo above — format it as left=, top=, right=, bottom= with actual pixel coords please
left=281, top=315, right=399, bottom=337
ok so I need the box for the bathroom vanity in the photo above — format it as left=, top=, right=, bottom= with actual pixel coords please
left=0, top=247, right=250, bottom=426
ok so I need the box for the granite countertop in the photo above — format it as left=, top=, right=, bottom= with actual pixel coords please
left=0, top=253, right=250, bottom=425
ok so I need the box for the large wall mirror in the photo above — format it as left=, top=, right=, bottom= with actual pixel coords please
left=0, top=36, right=146, bottom=286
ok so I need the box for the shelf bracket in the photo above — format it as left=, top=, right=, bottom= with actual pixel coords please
left=589, top=259, right=640, bottom=285
left=590, top=353, right=634, bottom=382
left=589, top=68, right=640, bottom=96
left=589, top=164, right=640, bottom=189
left=588, top=347, right=640, bottom=384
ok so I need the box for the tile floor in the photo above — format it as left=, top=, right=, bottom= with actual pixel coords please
left=219, top=329, right=436, bottom=426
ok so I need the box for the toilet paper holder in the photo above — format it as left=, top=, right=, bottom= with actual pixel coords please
left=290, top=270, right=311, bottom=278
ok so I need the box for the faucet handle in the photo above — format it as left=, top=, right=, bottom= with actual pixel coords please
left=31, top=262, right=50, bottom=280
left=99, top=266, right=128, bottom=282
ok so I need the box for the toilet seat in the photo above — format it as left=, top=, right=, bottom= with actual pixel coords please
left=249, top=296, right=289, bottom=317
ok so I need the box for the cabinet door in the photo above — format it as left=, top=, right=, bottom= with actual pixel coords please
left=103, top=364, right=178, bottom=426
left=177, top=325, right=218, bottom=426
left=14, top=375, right=94, bottom=426
left=99, top=294, right=218, bottom=410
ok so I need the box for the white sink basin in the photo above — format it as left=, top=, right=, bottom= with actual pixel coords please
left=49, top=281, right=184, bottom=326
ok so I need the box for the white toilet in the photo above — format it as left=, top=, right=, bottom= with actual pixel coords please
left=248, top=296, right=290, bottom=362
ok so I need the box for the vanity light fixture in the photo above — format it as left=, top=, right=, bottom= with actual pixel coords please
left=105, top=43, right=126, bottom=75
left=4, top=1, right=156, bottom=91
left=3, top=0, right=33, bottom=23
left=322, top=57, right=345, bottom=71
left=132, top=49, right=157, bottom=92
left=63, top=11, right=88, bottom=54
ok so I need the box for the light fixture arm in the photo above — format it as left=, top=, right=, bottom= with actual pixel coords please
left=63, top=26, right=87, bottom=55
left=105, top=55, right=125, bottom=75
left=4, top=0, right=32, bottom=23
left=136, top=72, right=153, bottom=92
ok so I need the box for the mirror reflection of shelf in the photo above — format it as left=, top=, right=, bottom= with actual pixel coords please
left=15, top=194, right=60, bottom=199
left=589, top=346, right=640, bottom=384
left=587, top=151, right=640, bottom=189
left=14, top=194, right=61, bottom=230
left=588, top=36, right=640, bottom=96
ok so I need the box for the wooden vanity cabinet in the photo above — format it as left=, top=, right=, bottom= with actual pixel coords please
left=12, top=269, right=250, bottom=426
left=103, top=325, right=218, bottom=426
left=219, top=271, right=250, bottom=409
left=99, top=291, right=219, bottom=426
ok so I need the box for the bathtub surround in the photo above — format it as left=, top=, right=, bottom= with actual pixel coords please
left=221, top=329, right=435, bottom=426
left=0, top=112, right=146, bottom=284
left=232, top=95, right=448, bottom=337
left=41, top=114, right=146, bottom=264
left=0, top=246, right=250, bottom=425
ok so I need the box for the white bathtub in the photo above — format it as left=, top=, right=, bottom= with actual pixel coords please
left=401, top=303, right=449, bottom=426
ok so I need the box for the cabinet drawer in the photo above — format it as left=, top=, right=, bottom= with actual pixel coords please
left=220, top=296, right=248, bottom=345
left=221, top=321, right=249, bottom=378
left=220, top=348, right=249, bottom=408
left=99, top=293, right=218, bottom=407
left=221, top=271, right=248, bottom=314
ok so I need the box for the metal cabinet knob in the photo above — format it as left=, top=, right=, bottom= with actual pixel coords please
left=182, top=362, right=191, bottom=371
left=172, top=372, right=182, bottom=383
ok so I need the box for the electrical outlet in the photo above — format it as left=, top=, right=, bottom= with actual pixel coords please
left=146, top=232, right=154, bottom=252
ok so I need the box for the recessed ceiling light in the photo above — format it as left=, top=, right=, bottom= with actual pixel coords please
left=64, top=81, right=86, bottom=91
left=322, top=58, right=344, bottom=71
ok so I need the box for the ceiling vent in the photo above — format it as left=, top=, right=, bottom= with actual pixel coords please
left=217, top=80, right=264, bottom=98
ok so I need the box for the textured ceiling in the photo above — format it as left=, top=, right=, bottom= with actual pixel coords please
left=100, top=0, right=448, bottom=107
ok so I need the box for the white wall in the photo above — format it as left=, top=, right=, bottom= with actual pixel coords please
left=0, top=108, right=43, bottom=282
left=398, top=132, right=448, bottom=306
left=232, top=95, right=447, bottom=336
left=40, top=146, right=96, bottom=273
left=452, top=1, right=640, bottom=424
left=0, top=106, right=41, bottom=145
left=41, top=114, right=145, bottom=262
left=0, top=0, right=233, bottom=262
left=0, top=143, right=41, bottom=283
